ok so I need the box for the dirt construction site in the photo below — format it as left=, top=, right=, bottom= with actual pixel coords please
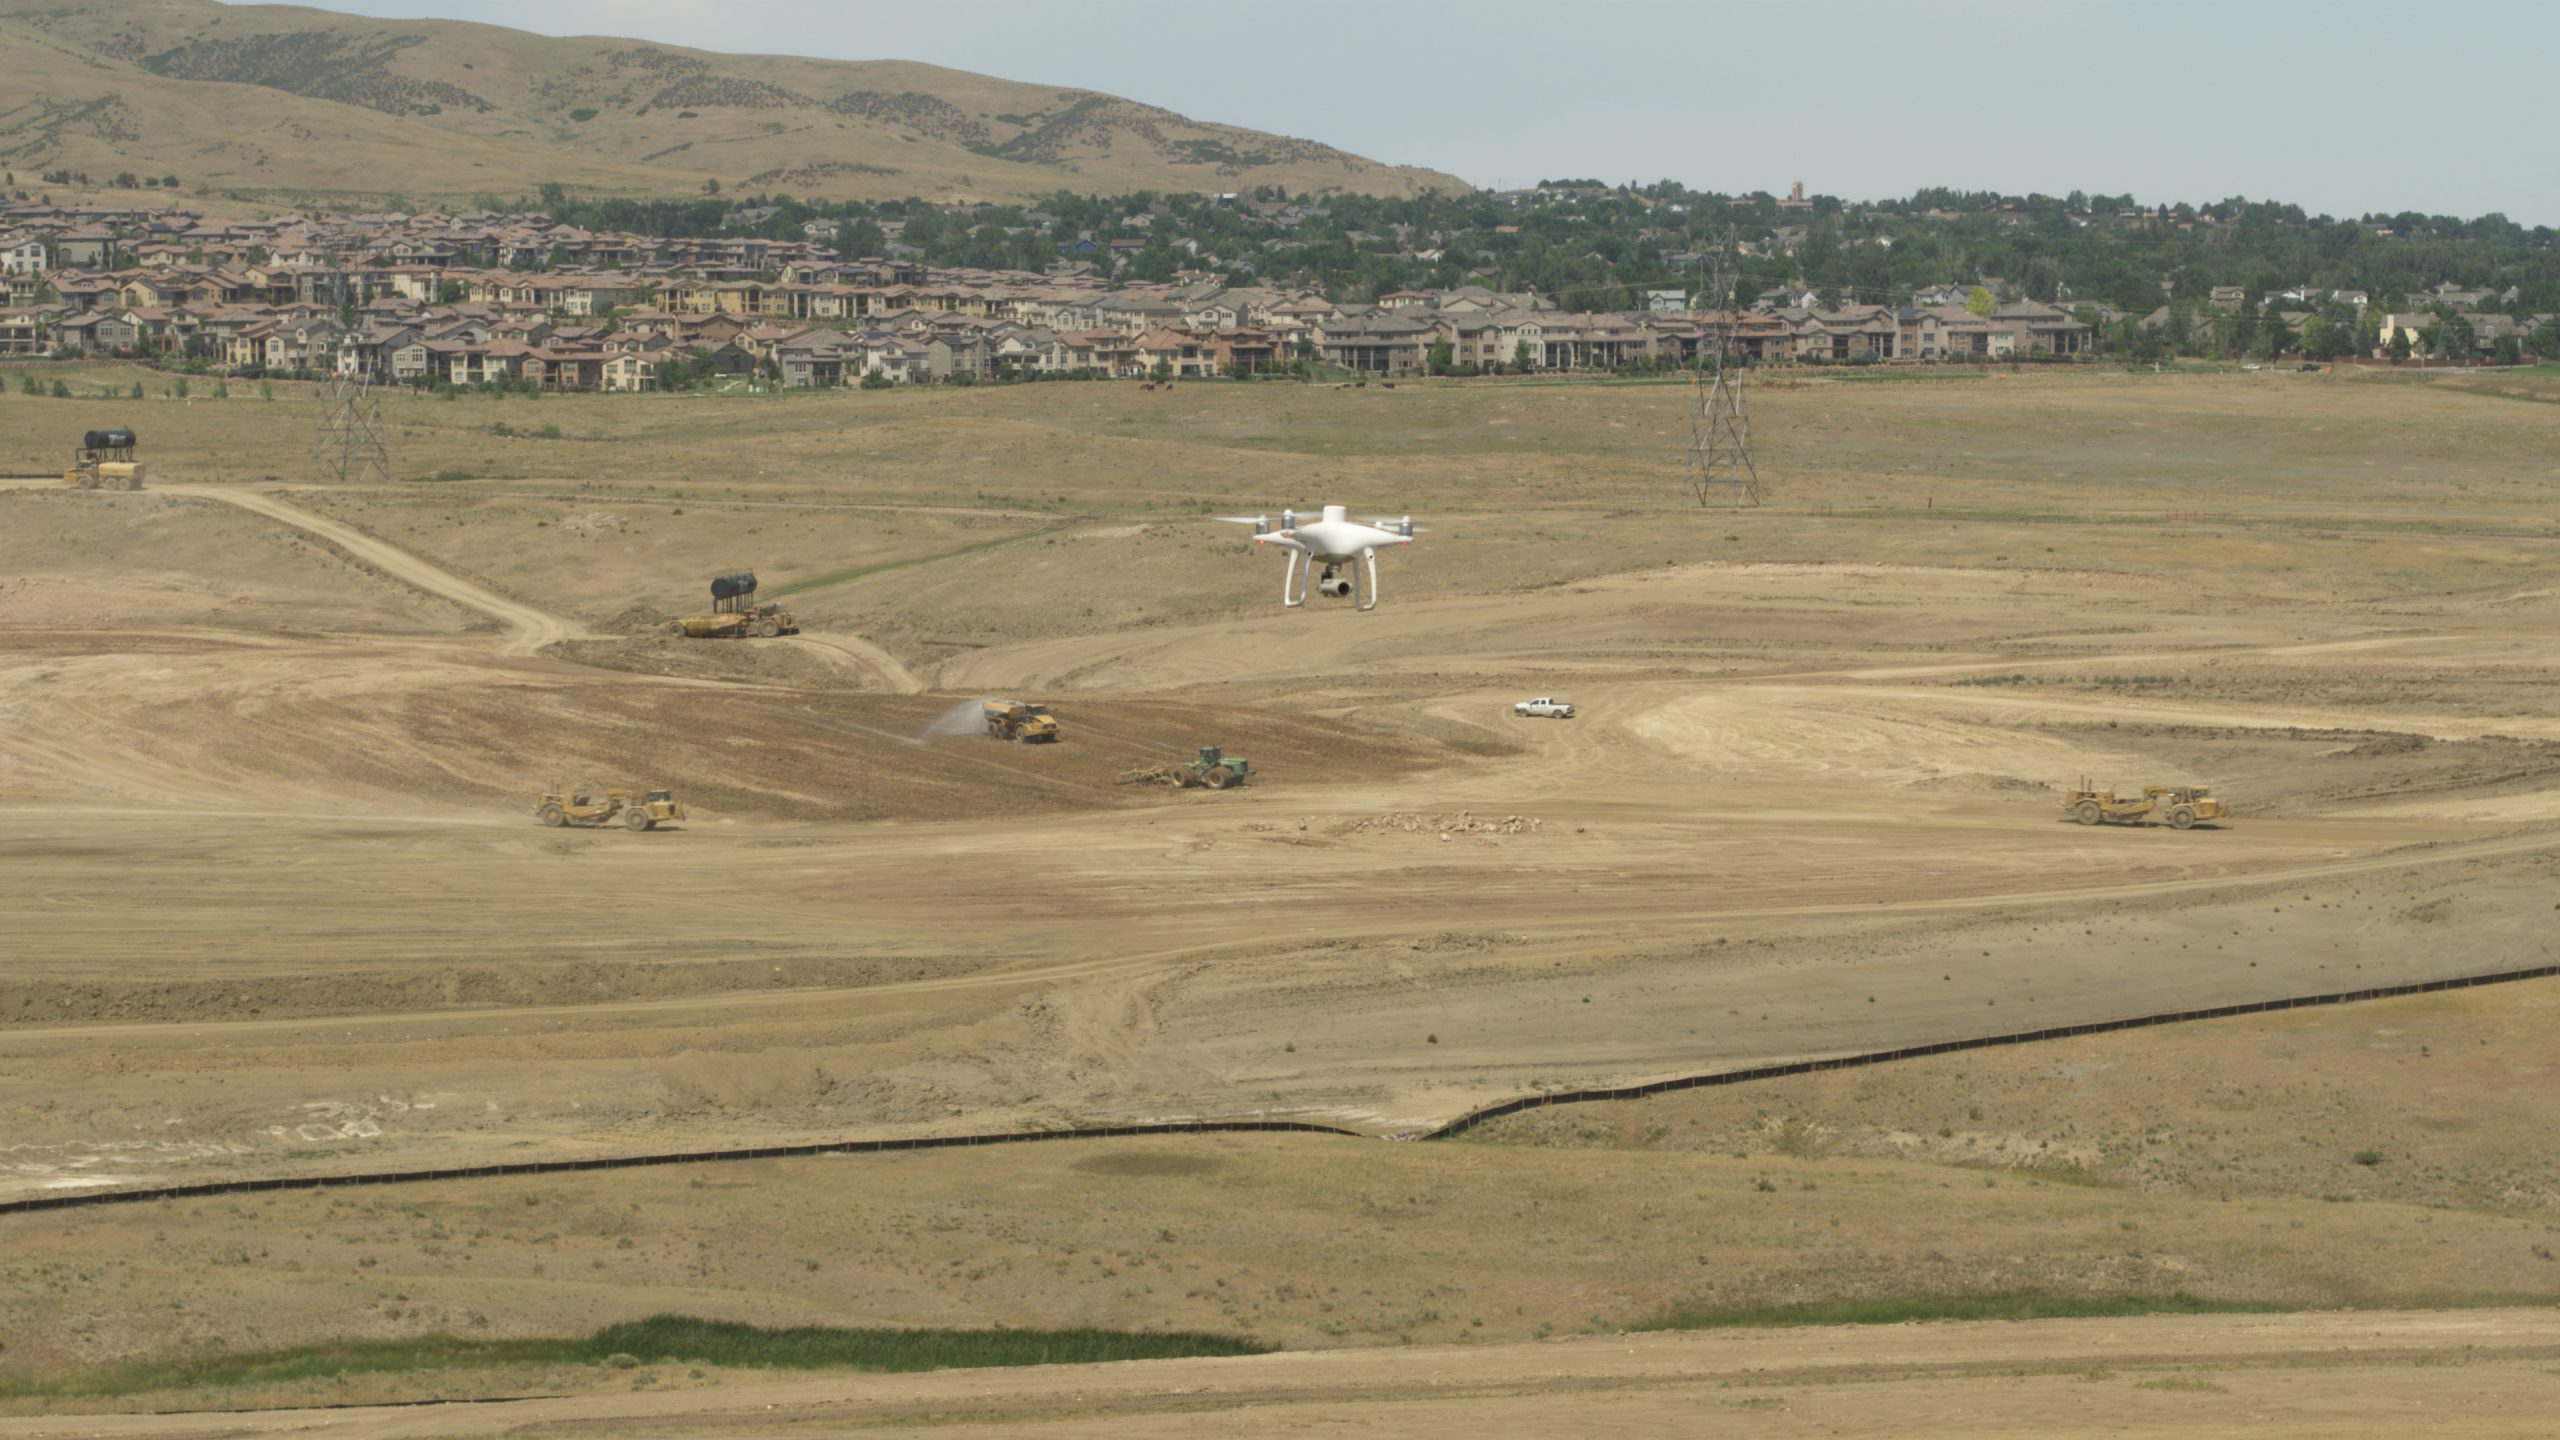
left=3, top=363, right=2559, bottom=1432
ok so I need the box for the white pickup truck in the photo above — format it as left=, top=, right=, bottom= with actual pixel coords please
left=1513, top=697, right=1575, bottom=719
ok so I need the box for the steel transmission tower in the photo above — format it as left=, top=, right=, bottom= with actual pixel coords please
left=1680, top=232, right=1761, bottom=510
left=313, top=377, right=391, bottom=486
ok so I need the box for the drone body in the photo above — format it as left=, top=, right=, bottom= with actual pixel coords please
left=1218, top=505, right=1418, bottom=611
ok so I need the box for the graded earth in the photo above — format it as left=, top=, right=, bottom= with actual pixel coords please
left=2, top=363, right=2557, bottom=1422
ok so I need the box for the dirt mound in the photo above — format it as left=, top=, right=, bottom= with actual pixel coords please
left=1909, top=772, right=2054, bottom=795
left=548, top=633, right=852, bottom=686
left=597, top=604, right=672, bottom=635
left=0, top=953, right=989, bottom=1027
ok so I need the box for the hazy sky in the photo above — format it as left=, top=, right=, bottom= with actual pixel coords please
left=279, top=0, right=2556, bottom=224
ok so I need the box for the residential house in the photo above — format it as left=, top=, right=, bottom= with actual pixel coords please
left=775, top=329, right=853, bottom=388
left=1316, top=310, right=1434, bottom=372
left=2374, top=313, right=2430, bottom=355
left=337, top=325, right=420, bottom=382
left=1988, top=301, right=2093, bottom=355
left=0, top=235, right=50, bottom=275
left=51, top=230, right=117, bottom=267
left=0, top=309, right=50, bottom=354
left=523, top=345, right=607, bottom=391
left=601, top=344, right=669, bottom=393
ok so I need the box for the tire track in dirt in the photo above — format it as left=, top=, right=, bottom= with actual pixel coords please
left=773, top=632, right=924, bottom=693
left=159, top=486, right=582, bottom=656
left=10, top=823, right=2557, bottom=1051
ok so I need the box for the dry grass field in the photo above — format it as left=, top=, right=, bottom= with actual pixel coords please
left=1, top=360, right=2557, bottom=1431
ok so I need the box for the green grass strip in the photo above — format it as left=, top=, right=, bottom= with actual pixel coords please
left=0, top=1315, right=1265, bottom=1400
left=1635, top=1291, right=2285, bottom=1333
left=768, top=523, right=1069, bottom=599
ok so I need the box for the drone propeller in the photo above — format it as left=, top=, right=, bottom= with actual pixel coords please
left=1211, top=516, right=1268, bottom=525
left=1367, top=515, right=1427, bottom=537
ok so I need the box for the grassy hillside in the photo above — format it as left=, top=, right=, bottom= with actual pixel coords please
left=0, top=0, right=1467, bottom=206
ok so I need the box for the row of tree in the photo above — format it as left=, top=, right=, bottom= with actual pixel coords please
left=483, top=181, right=2559, bottom=321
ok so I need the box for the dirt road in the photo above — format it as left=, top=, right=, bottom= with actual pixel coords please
left=159, top=484, right=581, bottom=654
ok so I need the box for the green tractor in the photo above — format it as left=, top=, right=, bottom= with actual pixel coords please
left=1183, top=745, right=1251, bottom=789
left=1117, top=745, right=1254, bottom=790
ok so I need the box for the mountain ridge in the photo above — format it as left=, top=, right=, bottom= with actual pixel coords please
left=0, top=0, right=1467, bottom=205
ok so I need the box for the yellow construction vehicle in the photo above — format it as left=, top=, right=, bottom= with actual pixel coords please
left=667, top=571, right=796, bottom=639
left=2063, top=780, right=2229, bottom=830
left=533, top=786, right=685, bottom=831
left=65, top=428, right=145, bottom=490
left=983, top=700, right=1060, bottom=742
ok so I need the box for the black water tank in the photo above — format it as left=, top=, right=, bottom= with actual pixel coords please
left=710, top=571, right=758, bottom=601
left=84, top=428, right=136, bottom=451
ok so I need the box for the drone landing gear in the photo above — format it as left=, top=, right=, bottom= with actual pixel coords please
left=1283, top=550, right=1380, bottom=611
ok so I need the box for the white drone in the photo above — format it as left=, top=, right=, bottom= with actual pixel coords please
left=1217, top=505, right=1419, bottom=611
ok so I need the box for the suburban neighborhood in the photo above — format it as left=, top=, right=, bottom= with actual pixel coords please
left=1, top=186, right=2552, bottom=390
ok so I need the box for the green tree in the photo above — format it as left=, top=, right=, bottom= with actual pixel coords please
left=128, top=381, right=144, bottom=399
left=2528, top=324, right=2560, bottom=360
left=1964, top=285, right=1997, bottom=317
left=1425, top=339, right=1454, bottom=375
left=50, top=379, right=69, bottom=398
left=259, top=379, right=274, bottom=402
left=2256, top=313, right=2291, bottom=361
left=2492, top=334, right=2523, bottom=366
left=1510, top=339, right=1533, bottom=371
left=2387, top=328, right=2412, bottom=361
left=2298, top=315, right=2340, bottom=360
left=2437, top=313, right=2476, bottom=361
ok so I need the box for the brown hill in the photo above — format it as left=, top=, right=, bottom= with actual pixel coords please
left=0, top=0, right=1468, bottom=205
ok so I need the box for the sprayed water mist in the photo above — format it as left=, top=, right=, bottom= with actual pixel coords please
left=918, top=698, right=1010, bottom=744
